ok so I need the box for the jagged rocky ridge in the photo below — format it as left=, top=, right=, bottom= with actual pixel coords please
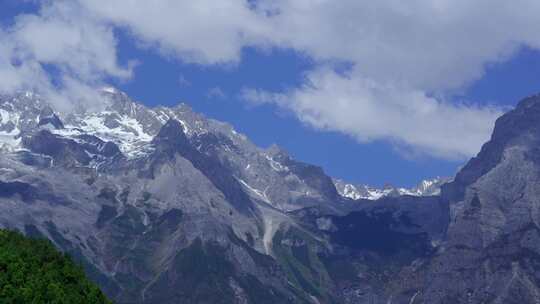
left=0, top=88, right=537, bottom=303
left=387, top=94, right=540, bottom=303
left=333, top=177, right=451, bottom=201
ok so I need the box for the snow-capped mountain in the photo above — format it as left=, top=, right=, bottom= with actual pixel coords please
left=1, top=87, right=538, bottom=303
left=0, top=88, right=201, bottom=158
left=0, top=87, right=446, bottom=205
left=333, top=177, right=452, bottom=201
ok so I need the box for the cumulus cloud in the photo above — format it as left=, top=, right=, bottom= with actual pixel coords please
left=2, top=0, right=540, bottom=157
left=247, top=0, right=540, bottom=159
left=0, top=1, right=133, bottom=111
left=76, top=0, right=272, bottom=65
left=257, top=0, right=540, bottom=91
left=242, top=69, right=502, bottom=159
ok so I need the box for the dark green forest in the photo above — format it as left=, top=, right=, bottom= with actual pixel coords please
left=0, top=229, right=111, bottom=304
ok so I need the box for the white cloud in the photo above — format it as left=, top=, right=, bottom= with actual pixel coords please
left=242, top=68, right=502, bottom=159
left=12, top=3, right=131, bottom=80
left=0, top=1, right=133, bottom=111
left=257, top=0, right=540, bottom=91
left=77, top=0, right=272, bottom=65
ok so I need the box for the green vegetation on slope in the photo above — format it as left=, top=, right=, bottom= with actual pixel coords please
left=0, top=229, right=111, bottom=304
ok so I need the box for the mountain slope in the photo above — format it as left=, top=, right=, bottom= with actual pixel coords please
left=387, top=94, right=540, bottom=303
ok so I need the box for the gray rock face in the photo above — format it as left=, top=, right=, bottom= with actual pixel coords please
left=0, top=88, right=537, bottom=303
left=386, top=94, right=540, bottom=303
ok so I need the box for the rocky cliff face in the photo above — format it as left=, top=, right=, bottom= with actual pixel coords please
left=0, top=88, right=537, bottom=303
left=386, top=94, right=540, bottom=303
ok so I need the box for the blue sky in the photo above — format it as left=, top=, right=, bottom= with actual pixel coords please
left=2, top=1, right=540, bottom=187
left=112, top=37, right=459, bottom=187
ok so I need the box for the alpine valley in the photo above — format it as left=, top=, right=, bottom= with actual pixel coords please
left=0, top=88, right=539, bottom=303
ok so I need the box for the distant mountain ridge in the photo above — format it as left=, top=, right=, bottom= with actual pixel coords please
left=333, top=176, right=451, bottom=201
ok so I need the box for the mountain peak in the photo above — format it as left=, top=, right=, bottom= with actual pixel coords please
left=515, top=93, right=540, bottom=109
left=38, top=113, right=64, bottom=130
left=443, top=93, right=540, bottom=202
left=266, top=144, right=289, bottom=159
left=155, top=118, right=187, bottom=141
left=150, top=118, right=190, bottom=155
